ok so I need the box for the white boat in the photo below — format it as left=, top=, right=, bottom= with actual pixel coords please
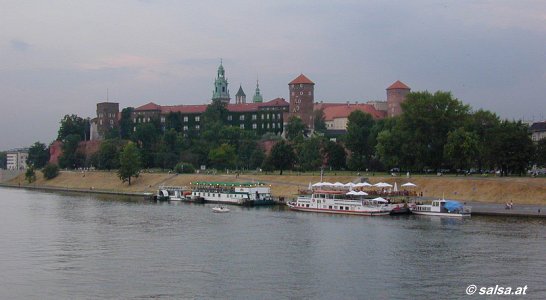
left=212, top=206, right=230, bottom=213
left=287, top=190, right=391, bottom=216
left=154, top=186, right=191, bottom=201
left=190, top=181, right=275, bottom=206
left=411, top=199, right=471, bottom=217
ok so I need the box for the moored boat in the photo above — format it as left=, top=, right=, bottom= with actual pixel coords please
left=190, top=181, right=275, bottom=206
left=411, top=199, right=471, bottom=217
left=287, top=190, right=390, bottom=216
left=212, top=206, right=230, bottom=213
left=153, top=186, right=193, bottom=202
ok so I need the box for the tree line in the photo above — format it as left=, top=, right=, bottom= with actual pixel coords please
left=20, top=90, right=546, bottom=183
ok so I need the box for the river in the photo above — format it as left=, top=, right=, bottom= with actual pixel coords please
left=0, top=187, right=545, bottom=299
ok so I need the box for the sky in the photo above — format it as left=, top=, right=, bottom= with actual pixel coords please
left=1, top=0, right=546, bottom=150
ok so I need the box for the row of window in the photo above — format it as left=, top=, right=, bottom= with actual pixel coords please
left=296, top=203, right=352, bottom=211
left=291, top=91, right=312, bottom=96
left=228, top=113, right=282, bottom=121
left=98, top=113, right=116, bottom=118
left=133, top=123, right=282, bottom=132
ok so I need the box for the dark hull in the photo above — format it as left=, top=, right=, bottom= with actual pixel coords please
left=390, top=207, right=412, bottom=215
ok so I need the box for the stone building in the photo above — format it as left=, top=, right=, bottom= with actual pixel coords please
left=386, top=80, right=411, bottom=117
left=288, top=74, right=315, bottom=129
left=530, top=121, right=546, bottom=142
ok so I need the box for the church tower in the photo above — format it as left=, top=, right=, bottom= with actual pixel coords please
left=235, top=85, right=246, bottom=104
left=252, top=80, right=263, bottom=103
left=386, top=80, right=410, bottom=117
left=288, top=74, right=315, bottom=129
left=212, top=61, right=230, bottom=104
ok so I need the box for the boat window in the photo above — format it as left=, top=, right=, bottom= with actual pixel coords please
left=329, top=206, right=332, bottom=209
left=345, top=207, right=349, bottom=210
left=306, top=204, right=309, bottom=208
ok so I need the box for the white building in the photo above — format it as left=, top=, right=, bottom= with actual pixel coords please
left=6, top=149, right=29, bottom=170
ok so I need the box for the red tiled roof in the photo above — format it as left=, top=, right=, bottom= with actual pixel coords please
left=161, top=104, right=208, bottom=114
left=289, top=74, right=314, bottom=85
left=319, top=103, right=385, bottom=120
left=386, top=80, right=410, bottom=90
left=135, top=102, right=162, bottom=111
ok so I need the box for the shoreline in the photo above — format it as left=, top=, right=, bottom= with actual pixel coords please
left=1, top=183, right=545, bottom=218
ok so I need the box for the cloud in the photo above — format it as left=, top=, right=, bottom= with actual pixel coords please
left=10, top=39, right=31, bottom=52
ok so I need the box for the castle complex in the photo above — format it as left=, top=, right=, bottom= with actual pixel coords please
left=90, top=62, right=410, bottom=140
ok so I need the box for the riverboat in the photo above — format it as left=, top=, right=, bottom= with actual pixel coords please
left=411, top=199, right=471, bottom=217
left=287, top=190, right=391, bottom=216
left=212, top=206, right=230, bottom=213
left=190, top=181, right=275, bottom=206
left=153, top=186, right=199, bottom=202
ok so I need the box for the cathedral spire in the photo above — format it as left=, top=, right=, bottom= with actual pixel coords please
left=212, top=60, right=230, bottom=103
left=252, top=79, right=263, bottom=103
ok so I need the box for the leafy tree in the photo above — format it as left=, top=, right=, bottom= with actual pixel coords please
left=0, top=152, right=6, bottom=169
left=208, top=143, right=237, bottom=169
left=27, top=142, right=50, bottom=168
left=286, top=116, right=307, bottom=141
left=118, top=142, right=141, bottom=185
left=323, top=140, right=347, bottom=170
left=174, top=162, right=195, bottom=174
left=119, top=107, right=134, bottom=139
left=165, top=112, right=184, bottom=132
left=295, top=137, right=323, bottom=171
left=25, top=167, right=36, bottom=183
left=534, top=139, right=546, bottom=168
left=58, top=134, right=85, bottom=169
left=443, top=128, right=479, bottom=171
left=42, top=163, right=59, bottom=180
left=57, top=114, right=89, bottom=141
left=313, top=109, right=327, bottom=133
left=345, top=110, right=375, bottom=170
left=269, top=140, right=295, bottom=175
left=490, top=121, right=534, bottom=176
left=97, top=139, right=122, bottom=170
left=132, top=123, right=161, bottom=168
left=464, top=110, right=501, bottom=172
left=249, top=147, right=266, bottom=170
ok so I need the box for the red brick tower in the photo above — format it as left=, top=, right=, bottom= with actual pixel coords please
left=386, top=80, right=410, bottom=117
left=288, top=74, right=315, bottom=129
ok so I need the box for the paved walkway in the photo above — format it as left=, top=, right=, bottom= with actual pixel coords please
left=468, top=201, right=546, bottom=218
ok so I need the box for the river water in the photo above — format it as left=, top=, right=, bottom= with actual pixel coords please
left=0, top=187, right=545, bottom=299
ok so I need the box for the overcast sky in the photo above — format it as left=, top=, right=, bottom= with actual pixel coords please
left=1, top=0, right=545, bottom=150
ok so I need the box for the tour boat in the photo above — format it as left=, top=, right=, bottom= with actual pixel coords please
left=153, top=186, right=193, bottom=201
left=411, top=199, right=471, bottom=217
left=190, top=181, right=275, bottom=206
left=287, top=190, right=391, bottom=216
left=212, top=206, right=230, bottom=213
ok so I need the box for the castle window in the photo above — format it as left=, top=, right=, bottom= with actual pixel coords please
left=267, top=114, right=269, bottom=120
left=299, top=84, right=303, bottom=88
left=309, top=91, right=312, bottom=96
left=133, top=118, right=136, bottom=123
left=252, top=114, right=257, bottom=120
left=300, top=92, right=303, bottom=95
left=239, top=115, right=245, bottom=121
left=252, top=123, right=257, bottom=129
left=161, top=117, right=165, bottom=123
left=183, top=125, right=188, bottom=131
left=277, top=113, right=281, bottom=119
left=262, top=124, right=264, bottom=129
left=272, top=123, right=276, bottom=129
left=261, top=114, right=264, bottom=119
left=195, top=116, right=200, bottom=122
left=100, top=120, right=103, bottom=125
left=278, top=123, right=281, bottom=128
left=110, top=120, right=114, bottom=125
left=222, top=87, right=225, bottom=92
left=291, top=92, right=295, bottom=96
left=228, top=115, right=232, bottom=121
left=240, top=124, right=244, bottom=129
left=184, top=116, right=188, bottom=122
left=196, top=125, right=200, bottom=129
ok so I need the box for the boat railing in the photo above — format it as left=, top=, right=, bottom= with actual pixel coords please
left=159, top=185, right=189, bottom=190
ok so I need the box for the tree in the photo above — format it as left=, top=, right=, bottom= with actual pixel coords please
left=286, top=116, right=307, bottom=141
left=464, top=110, right=501, bottom=172
left=345, top=110, right=375, bottom=170
left=57, top=114, right=89, bottom=141
left=119, top=107, right=135, bottom=139
left=27, top=142, right=50, bottom=168
left=58, top=134, right=85, bottom=169
left=490, top=121, right=534, bottom=176
left=313, top=109, right=327, bottom=133
left=249, top=147, right=266, bottom=170
left=269, top=140, right=295, bottom=175
left=42, top=163, right=59, bottom=180
left=25, top=167, right=36, bottom=183
left=132, top=123, right=161, bottom=168
left=174, top=162, right=195, bottom=174
left=323, top=141, right=346, bottom=170
left=0, top=152, right=7, bottom=169
left=443, top=128, right=479, bottom=171
left=97, top=139, right=122, bottom=170
left=208, top=143, right=237, bottom=169
left=534, top=139, right=546, bottom=168
left=118, top=142, right=141, bottom=185
left=295, top=137, right=323, bottom=171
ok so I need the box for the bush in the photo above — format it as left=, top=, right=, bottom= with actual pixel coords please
left=174, top=162, right=195, bottom=174
left=42, top=163, right=60, bottom=180
left=25, top=167, right=36, bottom=183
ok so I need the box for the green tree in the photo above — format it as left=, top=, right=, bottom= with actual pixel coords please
left=443, top=128, right=480, bottom=171
left=132, top=122, right=161, bottom=168
left=269, top=140, right=295, bottom=175
left=464, top=110, right=501, bottom=172
left=345, top=110, right=375, bottom=170
left=25, top=167, right=36, bottom=183
left=42, top=163, right=59, bottom=180
left=295, top=137, right=323, bottom=171
left=249, top=147, right=266, bottom=170
left=27, top=142, right=50, bottom=168
left=208, top=143, right=237, bottom=169
left=97, top=139, right=122, bottom=170
left=535, top=139, right=546, bottom=168
left=323, top=140, right=347, bottom=170
left=118, top=142, right=141, bottom=185
left=58, top=134, right=85, bottom=169
left=174, top=162, right=195, bottom=174
left=286, top=116, right=307, bottom=141
left=119, top=107, right=134, bottom=139
left=57, top=114, right=89, bottom=141
left=490, top=121, right=534, bottom=176
left=313, top=109, right=327, bottom=133
left=0, top=152, right=6, bottom=169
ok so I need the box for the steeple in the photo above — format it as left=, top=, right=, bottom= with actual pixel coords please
left=252, top=79, right=263, bottom=103
left=235, top=84, right=246, bottom=104
left=212, top=59, right=230, bottom=104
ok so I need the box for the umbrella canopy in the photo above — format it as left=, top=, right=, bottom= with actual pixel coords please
left=393, top=182, right=398, bottom=192
left=401, top=182, right=417, bottom=187
left=371, top=197, right=388, bottom=203
left=355, top=182, right=372, bottom=188
left=345, top=182, right=355, bottom=188
left=333, top=182, right=345, bottom=187
left=355, top=191, right=368, bottom=196
left=312, top=182, right=324, bottom=187
left=346, top=190, right=358, bottom=195
left=374, top=182, right=393, bottom=188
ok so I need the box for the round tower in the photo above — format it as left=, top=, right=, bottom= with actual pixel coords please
left=386, top=80, right=410, bottom=117
left=288, top=74, right=315, bottom=129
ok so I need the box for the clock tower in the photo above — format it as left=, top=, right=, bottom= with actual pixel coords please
left=288, top=74, right=315, bottom=129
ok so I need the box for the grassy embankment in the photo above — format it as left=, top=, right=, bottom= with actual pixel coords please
left=5, top=170, right=546, bottom=205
